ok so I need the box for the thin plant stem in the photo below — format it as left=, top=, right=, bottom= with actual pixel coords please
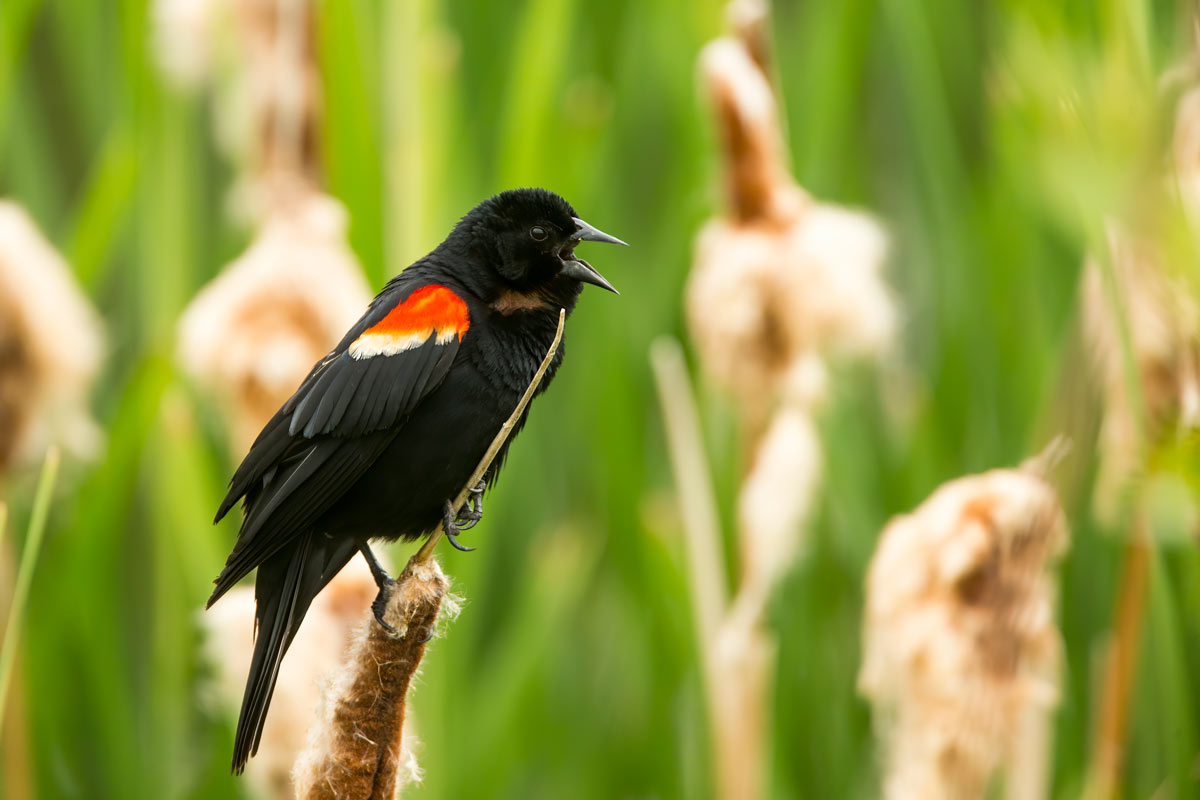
left=649, top=337, right=728, bottom=644
left=274, top=0, right=307, bottom=178
left=1083, top=234, right=1153, bottom=800
left=416, top=309, right=565, bottom=562
left=1085, top=505, right=1151, bottom=800
left=0, top=447, right=60, bottom=732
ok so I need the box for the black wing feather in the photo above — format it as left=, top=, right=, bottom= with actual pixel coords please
left=209, top=279, right=468, bottom=603
left=214, top=413, right=293, bottom=523
left=321, top=355, right=367, bottom=431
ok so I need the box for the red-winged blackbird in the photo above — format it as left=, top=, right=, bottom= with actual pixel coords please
left=207, top=188, right=624, bottom=772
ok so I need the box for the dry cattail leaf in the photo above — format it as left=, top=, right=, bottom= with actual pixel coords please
left=177, top=193, right=370, bottom=453
left=1082, top=223, right=1200, bottom=519
left=293, top=556, right=456, bottom=800
left=735, top=398, right=821, bottom=608
left=859, top=467, right=1068, bottom=800
left=202, top=554, right=390, bottom=800
left=0, top=202, right=104, bottom=471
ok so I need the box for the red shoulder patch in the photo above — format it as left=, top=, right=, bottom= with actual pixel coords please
left=349, top=285, right=470, bottom=359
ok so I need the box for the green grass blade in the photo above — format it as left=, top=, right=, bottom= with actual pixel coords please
left=68, top=125, right=139, bottom=293
left=0, top=0, right=44, bottom=157
left=0, top=446, right=61, bottom=732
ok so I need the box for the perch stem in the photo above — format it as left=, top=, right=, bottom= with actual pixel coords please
left=415, top=308, right=565, bottom=563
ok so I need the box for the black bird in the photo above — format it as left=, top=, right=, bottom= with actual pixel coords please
left=207, top=188, right=624, bottom=772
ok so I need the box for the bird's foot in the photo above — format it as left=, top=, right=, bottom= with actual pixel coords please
left=360, top=543, right=400, bottom=636
left=370, top=581, right=400, bottom=636
left=443, top=500, right=477, bottom=552
left=454, top=479, right=487, bottom=531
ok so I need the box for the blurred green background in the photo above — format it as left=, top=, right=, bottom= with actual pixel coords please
left=2, top=0, right=1199, bottom=798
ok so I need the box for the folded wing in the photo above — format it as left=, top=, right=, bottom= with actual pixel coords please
left=208, top=282, right=471, bottom=605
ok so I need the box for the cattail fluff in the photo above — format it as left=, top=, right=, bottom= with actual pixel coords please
left=203, top=555, right=389, bottom=799
left=177, top=194, right=370, bottom=452
left=859, top=466, right=1068, bottom=800
left=1082, top=223, right=1200, bottom=520
left=293, top=556, right=458, bottom=800
left=0, top=202, right=103, bottom=471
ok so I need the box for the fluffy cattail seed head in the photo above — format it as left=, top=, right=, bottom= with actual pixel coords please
left=203, top=555, right=389, bottom=800
left=688, top=201, right=892, bottom=429
left=1173, top=84, right=1200, bottom=222
left=859, top=465, right=1068, bottom=800
left=153, top=0, right=324, bottom=222
left=688, top=32, right=893, bottom=431
left=1082, top=223, right=1200, bottom=519
left=0, top=202, right=104, bottom=471
left=178, top=193, right=370, bottom=453
left=293, top=556, right=456, bottom=800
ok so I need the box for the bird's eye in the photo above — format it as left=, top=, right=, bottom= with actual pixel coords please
left=530, top=226, right=547, bottom=241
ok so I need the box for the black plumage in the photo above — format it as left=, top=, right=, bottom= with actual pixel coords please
left=207, top=188, right=624, bottom=772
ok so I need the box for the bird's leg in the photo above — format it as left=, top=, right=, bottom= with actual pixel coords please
left=443, top=500, right=478, bottom=552
left=359, top=543, right=399, bottom=636
left=454, top=478, right=487, bottom=531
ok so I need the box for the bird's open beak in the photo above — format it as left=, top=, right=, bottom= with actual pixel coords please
left=562, top=216, right=626, bottom=294
left=571, top=217, right=628, bottom=247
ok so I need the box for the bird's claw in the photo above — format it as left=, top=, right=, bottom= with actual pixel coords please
left=360, top=543, right=401, bottom=636
left=443, top=500, right=477, bottom=552
left=453, top=479, right=486, bottom=531
left=371, top=578, right=400, bottom=637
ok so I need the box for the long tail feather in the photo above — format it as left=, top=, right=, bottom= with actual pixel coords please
left=230, top=530, right=357, bottom=773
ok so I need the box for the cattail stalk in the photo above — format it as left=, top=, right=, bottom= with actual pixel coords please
left=1080, top=186, right=1198, bottom=800
left=652, top=337, right=771, bottom=800
left=663, top=1, right=894, bottom=796
left=292, top=556, right=448, bottom=799
left=1083, top=509, right=1150, bottom=800
left=649, top=339, right=728, bottom=642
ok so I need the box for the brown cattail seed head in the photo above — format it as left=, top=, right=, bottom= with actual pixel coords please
left=1082, top=223, right=1200, bottom=518
left=689, top=31, right=893, bottom=429
left=153, top=0, right=224, bottom=87
left=1173, top=84, right=1200, bottom=221
left=178, top=193, right=370, bottom=453
left=699, top=36, right=801, bottom=225
left=0, top=202, right=104, bottom=471
left=293, top=556, right=455, bottom=800
left=203, top=554, right=388, bottom=800
left=688, top=202, right=892, bottom=427
left=859, top=467, right=1068, bottom=800
left=153, top=0, right=324, bottom=221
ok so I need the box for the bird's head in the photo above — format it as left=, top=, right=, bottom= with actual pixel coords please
left=449, top=188, right=625, bottom=298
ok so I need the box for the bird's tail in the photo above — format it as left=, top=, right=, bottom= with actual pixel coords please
left=230, top=529, right=357, bottom=773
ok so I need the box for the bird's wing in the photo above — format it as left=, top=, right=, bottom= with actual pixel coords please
left=208, top=281, right=471, bottom=604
